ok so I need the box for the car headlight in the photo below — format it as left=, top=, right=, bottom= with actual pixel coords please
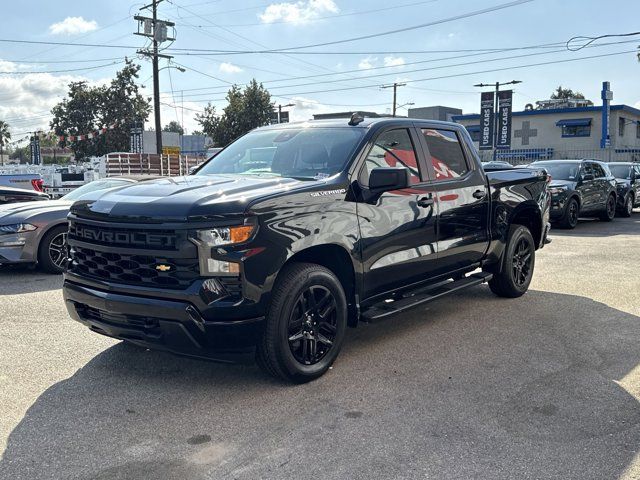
left=0, top=223, right=37, bottom=235
left=191, top=223, right=257, bottom=276
left=548, top=186, right=568, bottom=195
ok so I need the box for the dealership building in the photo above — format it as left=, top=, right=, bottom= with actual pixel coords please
left=450, top=83, right=640, bottom=162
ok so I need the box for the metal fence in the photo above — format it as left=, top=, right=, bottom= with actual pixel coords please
left=477, top=148, right=640, bottom=165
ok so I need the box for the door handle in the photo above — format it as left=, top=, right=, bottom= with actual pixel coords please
left=473, top=189, right=487, bottom=199
left=417, top=196, right=434, bottom=208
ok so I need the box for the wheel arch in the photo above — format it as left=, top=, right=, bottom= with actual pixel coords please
left=509, top=202, right=544, bottom=249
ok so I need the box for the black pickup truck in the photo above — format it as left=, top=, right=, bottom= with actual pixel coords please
left=63, top=116, right=550, bottom=382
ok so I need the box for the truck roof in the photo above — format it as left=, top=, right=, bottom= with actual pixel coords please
left=257, top=117, right=463, bottom=130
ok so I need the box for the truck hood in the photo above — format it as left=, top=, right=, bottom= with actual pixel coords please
left=0, top=200, right=72, bottom=223
left=71, top=174, right=311, bottom=222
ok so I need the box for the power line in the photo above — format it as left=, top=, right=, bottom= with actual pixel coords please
left=196, top=0, right=440, bottom=27
left=567, top=31, right=640, bottom=51
left=188, top=0, right=534, bottom=52
left=181, top=49, right=638, bottom=102
left=170, top=41, right=636, bottom=100
left=0, top=60, right=125, bottom=75
left=0, top=57, right=126, bottom=64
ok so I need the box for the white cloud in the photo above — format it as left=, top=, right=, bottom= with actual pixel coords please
left=383, top=56, right=405, bottom=68
left=260, top=0, right=338, bottom=25
left=358, top=56, right=377, bottom=70
left=219, top=62, right=243, bottom=74
left=49, top=17, right=98, bottom=36
left=286, top=96, right=330, bottom=121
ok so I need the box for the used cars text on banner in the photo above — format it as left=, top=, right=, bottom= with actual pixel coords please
left=496, top=90, right=513, bottom=149
left=479, top=91, right=495, bottom=150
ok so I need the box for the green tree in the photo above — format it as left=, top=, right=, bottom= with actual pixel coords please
left=0, top=120, right=10, bottom=166
left=550, top=86, right=587, bottom=100
left=50, top=59, right=151, bottom=159
left=195, top=79, right=272, bottom=147
left=163, top=120, right=184, bottom=135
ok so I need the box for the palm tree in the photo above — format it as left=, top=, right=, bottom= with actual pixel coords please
left=0, top=120, right=10, bottom=166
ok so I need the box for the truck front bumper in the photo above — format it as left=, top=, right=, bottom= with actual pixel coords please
left=63, top=280, right=265, bottom=364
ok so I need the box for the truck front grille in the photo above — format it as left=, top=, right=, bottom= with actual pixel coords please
left=69, top=245, right=200, bottom=289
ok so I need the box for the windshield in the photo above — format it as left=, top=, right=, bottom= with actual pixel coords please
left=196, top=127, right=365, bottom=180
left=62, top=179, right=133, bottom=201
left=532, top=162, right=580, bottom=181
left=609, top=165, right=632, bottom=179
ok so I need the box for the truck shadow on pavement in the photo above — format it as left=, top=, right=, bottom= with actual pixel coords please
left=0, top=266, right=62, bottom=295
left=2, top=289, right=640, bottom=479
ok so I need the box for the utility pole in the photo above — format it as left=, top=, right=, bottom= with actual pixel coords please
left=381, top=82, right=406, bottom=117
left=134, top=1, right=175, bottom=155
left=274, top=103, right=295, bottom=124
left=474, top=80, right=521, bottom=153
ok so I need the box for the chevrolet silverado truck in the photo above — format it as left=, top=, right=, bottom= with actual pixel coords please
left=63, top=116, right=550, bottom=383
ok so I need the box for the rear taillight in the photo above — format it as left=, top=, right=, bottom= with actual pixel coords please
left=31, top=179, right=44, bottom=192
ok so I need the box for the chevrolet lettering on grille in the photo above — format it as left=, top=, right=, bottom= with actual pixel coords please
left=71, top=224, right=176, bottom=248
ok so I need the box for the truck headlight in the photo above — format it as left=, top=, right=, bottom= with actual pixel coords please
left=191, top=223, right=256, bottom=276
left=0, top=223, right=37, bottom=235
left=548, top=186, right=568, bottom=195
left=196, top=225, right=255, bottom=246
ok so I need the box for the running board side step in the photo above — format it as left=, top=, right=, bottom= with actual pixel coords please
left=360, top=272, right=493, bottom=323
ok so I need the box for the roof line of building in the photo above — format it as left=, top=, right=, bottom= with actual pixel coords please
left=451, top=104, right=640, bottom=122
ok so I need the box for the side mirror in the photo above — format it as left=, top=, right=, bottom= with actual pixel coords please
left=581, top=173, right=594, bottom=181
left=368, top=167, right=411, bottom=192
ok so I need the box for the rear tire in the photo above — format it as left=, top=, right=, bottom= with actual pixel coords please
left=599, top=193, right=616, bottom=222
left=558, top=197, right=579, bottom=229
left=37, top=225, right=68, bottom=274
left=256, top=262, right=347, bottom=383
left=488, top=225, right=535, bottom=298
left=620, top=194, right=633, bottom=218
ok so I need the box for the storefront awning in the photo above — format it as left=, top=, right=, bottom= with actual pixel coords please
left=555, top=118, right=592, bottom=127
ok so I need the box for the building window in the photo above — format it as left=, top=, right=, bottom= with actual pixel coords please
left=636, top=122, right=640, bottom=139
left=619, top=117, right=626, bottom=137
left=556, top=118, right=591, bottom=138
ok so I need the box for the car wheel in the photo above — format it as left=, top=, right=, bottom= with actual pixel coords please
left=37, top=225, right=68, bottom=274
left=558, top=197, right=579, bottom=229
left=256, top=262, right=347, bottom=383
left=620, top=194, right=634, bottom=217
left=599, top=193, right=616, bottom=222
left=488, top=225, right=535, bottom=298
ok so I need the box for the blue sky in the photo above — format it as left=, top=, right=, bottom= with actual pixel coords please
left=1, top=0, right=639, bottom=140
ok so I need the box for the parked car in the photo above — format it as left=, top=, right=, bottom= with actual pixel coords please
left=608, top=162, right=640, bottom=217
left=529, top=159, right=617, bottom=229
left=0, top=186, right=49, bottom=205
left=0, top=178, right=140, bottom=274
left=481, top=160, right=514, bottom=171
left=63, top=117, right=550, bottom=383
left=0, top=173, right=44, bottom=192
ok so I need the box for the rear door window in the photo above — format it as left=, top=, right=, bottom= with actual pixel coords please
left=421, top=129, right=469, bottom=181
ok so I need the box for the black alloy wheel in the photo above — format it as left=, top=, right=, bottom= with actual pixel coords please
left=487, top=224, right=535, bottom=298
left=567, top=199, right=579, bottom=228
left=511, top=237, right=533, bottom=288
left=600, top=194, right=616, bottom=222
left=287, top=285, right=338, bottom=366
left=256, top=262, right=347, bottom=383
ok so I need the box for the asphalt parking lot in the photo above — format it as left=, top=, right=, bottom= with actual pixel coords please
left=1, top=215, right=639, bottom=480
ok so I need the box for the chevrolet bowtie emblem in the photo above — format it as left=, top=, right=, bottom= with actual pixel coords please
left=155, top=264, right=172, bottom=272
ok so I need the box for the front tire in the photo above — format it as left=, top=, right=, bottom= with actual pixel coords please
left=37, top=225, right=68, bottom=274
left=558, top=197, right=579, bottom=229
left=257, top=263, right=347, bottom=383
left=599, top=193, right=616, bottom=222
left=488, top=225, right=535, bottom=298
left=620, top=194, right=634, bottom=218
